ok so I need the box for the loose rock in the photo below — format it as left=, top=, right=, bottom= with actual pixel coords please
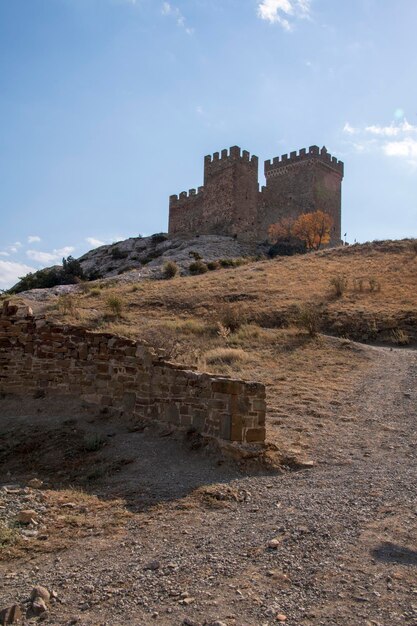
left=0, top=604, right=22, bottom=625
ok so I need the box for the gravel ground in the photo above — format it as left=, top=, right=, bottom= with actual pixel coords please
left=0, top=345, right=416, bottom=626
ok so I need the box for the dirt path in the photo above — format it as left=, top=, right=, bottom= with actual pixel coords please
left=1, top=346, right=416, bottom=626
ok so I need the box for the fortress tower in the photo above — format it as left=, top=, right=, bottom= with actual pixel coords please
left=260, top=145, right=344, bottom=246
left=169, top=146, right=259, bottom=241
left=168, top=144, right=344, bottom=245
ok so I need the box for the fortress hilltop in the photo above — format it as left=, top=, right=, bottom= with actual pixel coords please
left=169, top=145, right=344, bottom=245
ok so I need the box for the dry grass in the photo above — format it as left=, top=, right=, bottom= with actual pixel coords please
left=26, top=240, right=415, bottom=453
left=204, top=347, right=249, bottom=365
left=0, top=489, right=131, bottom=561
left=43, top=241, right=416, bottom=337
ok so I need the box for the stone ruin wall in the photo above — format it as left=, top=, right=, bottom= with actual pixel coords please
left=0, top=301, right=266, bottom=444
left=169, top=145, right=344, bottom=245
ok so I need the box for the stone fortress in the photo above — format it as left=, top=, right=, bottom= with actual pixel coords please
left=169, top=145, right=344, bottom=245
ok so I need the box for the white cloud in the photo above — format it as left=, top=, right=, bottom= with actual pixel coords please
left=162, top=2, right=171, bottom=15
left=0, top=261, right=36, bottom=290
left=161, top=2, right=194, bottom=34
left=365, top=120, right=417, bottom=137
left=26, top=246, right=75, bottom=265
left=0, top=251, right=10, bottom=257
left=7, top=241, right=23, bottom=254
left=257, top=0, right=311, bottom=30
left=383, top=138, right=417, bottom=159
left=343, top=118, right=417, bottom=166
left=86, top=237, right=105, bottom=247
left=343, top=122, right=357, bottom=135
left=28, top=235, right=41, bottom=243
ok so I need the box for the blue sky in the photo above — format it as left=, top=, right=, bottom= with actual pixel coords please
left=0, top=0, right=416, bottom=288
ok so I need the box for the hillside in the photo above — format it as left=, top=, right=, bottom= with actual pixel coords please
left=1, top=238, right=416, bottom=625
left=17, top=237, right=417, bottom=462
left=37, top=238, right=416, bottom=343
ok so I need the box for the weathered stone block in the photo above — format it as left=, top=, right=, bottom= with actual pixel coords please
left=244, top=427, right=266, bottom=443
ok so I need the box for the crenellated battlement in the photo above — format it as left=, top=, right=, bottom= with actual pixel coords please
left=204, top=146, right=258, bottom=176
left=169, top=186, right=204, bottom=207
left=264, top=145, right=344, bottom=177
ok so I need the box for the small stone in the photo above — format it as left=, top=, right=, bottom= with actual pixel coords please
left=28, top=479, right=43, bottom=489
left=0, top=604, right=23, bottom=624
left=209, top=622, right=228, bottom=626
left=268, top=538, right=281, bottom=549
left=182, top=619, right=200, bottom=626
left=30, top=586, right=50, bottom=603
left=276, top=615, right=287, bottom=622
left=31, top=598, right=48, bottom=617
left=21, top=529, right=38, bottom=538
left=144, top=560, right=160, bottom=571
left=179, top=597, right=195, bottom=606
left=17, top=510, right=38, bottom=525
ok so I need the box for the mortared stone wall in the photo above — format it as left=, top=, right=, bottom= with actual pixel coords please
left=0, top=301, right=266, bottom=444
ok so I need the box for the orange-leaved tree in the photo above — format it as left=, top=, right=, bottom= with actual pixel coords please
left=268, top=216, right=295, bottom=243
left=292, top=210, right=333, bottom=250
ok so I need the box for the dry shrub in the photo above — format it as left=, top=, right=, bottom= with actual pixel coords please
left=106, top=295, right=124, bottom=317
left=88, top=287, right=101, bottom=297
left=390, top=328, right=410, bottom=345
left=162, top=260, right=179, bottom=279
left=189, top=260, right=208, bottom=275
left=230, top=323, right=263, bottom=345
left=139, top=327, right=181, bottom=361
left=410, top=240, right=417, bottom=257
left=216, top=322, right=231, bottom=342
left=207, top=260, right=219, bottom=271
left=164, top=318, right=211, bottom=336
left=219, top=304, right=244, bottom=332
left=57, top=294, right=77, bottom=316
left=353, top=278, right=364, bottom=293
left=330, top=275, right=348, bottom=297
left=295, top=303, right=321, bottom=337
left=369, top=277, right=381, bottom=292
left=0, top=522, right=17, bottom=547
left=204, top=347, right=249, bottom=365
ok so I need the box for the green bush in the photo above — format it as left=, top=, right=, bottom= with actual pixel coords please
left=268, top=238, right=307, bottom=258
left=111, top=247, right=128, bottom=260
left=207, top=261, right=219, bottom=271
left=9, top=255, right=84, bottom=294
left=163, top=260, right=179, bottom=279
left=189, top=251, right=202, bottom=261
left=296, top=303, right=321, bottom=337
left=219, top=258, right=247, bottom=268
left=151, top=233, right=168, bottom=244
left=189, top=260, right=208, bottom=275
left=83, top=434, right=106, bottom=452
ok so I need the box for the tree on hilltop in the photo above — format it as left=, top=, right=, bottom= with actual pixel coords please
left=268, top=210, right=333, bottom=251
